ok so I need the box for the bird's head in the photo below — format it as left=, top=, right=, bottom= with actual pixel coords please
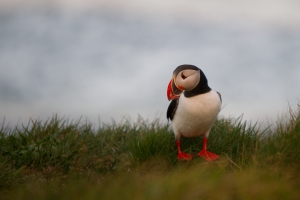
left=167, top=65, right=202, bottom=101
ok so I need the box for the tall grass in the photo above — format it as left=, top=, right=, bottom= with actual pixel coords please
left=1, top=106, right=300, bottom=199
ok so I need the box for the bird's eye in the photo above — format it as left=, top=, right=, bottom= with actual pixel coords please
left=181, top=73, right=187, bottom=79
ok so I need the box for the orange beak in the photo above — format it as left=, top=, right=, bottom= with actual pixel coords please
left=167, top=78, right=183, bottom=101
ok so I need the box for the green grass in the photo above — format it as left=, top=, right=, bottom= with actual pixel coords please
left=1, top=106, right=300, bottom=199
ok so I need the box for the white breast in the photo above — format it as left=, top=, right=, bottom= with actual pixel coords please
left=171, top=90, right=221, bottom=139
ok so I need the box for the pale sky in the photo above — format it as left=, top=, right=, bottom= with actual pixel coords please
left=1, top=0, right=300, bottom=127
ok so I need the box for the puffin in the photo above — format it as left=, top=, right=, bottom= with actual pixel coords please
left=167, top=64, right=222, bottom=161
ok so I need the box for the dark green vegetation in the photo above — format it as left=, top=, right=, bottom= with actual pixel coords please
left=1, top=106, right=300, bottom=199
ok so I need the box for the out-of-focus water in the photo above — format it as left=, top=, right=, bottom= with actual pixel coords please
left=1, top=2, right=300, bottom=127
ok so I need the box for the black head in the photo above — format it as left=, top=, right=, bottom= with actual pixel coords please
left=167, top=64, right=211, bottom=100
left=181, top=65, right=211, bottom=97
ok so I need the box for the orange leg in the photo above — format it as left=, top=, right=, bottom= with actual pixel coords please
left=197, top=137, right=219, bottom=161
left=176, top=140, right=193, bottom=161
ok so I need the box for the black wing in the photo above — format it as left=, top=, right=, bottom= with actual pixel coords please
left=167, top=98, right=179, bottom=121
left=217, top=91, right=222, bottom=103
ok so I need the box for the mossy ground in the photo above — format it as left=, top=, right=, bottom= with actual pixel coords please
left=1, top=106, right=300, bottom=199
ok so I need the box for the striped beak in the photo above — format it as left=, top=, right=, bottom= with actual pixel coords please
left=167, top=77, right=183, bottom=101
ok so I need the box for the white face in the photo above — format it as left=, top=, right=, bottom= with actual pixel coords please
left=174, top=69, right=200, bottom=91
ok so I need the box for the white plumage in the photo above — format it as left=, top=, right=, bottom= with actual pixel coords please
left=167, top=64, right=221, bottom=161
left=172, top=90, right=221, bottom=139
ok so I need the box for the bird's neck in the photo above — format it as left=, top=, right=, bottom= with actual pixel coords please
left=183, top=84, right=211, bottom=98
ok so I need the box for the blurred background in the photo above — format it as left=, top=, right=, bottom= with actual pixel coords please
left=1, top=0, right=300, bottom=128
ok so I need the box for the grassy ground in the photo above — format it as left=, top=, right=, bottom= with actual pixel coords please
left=1, top=106, right=300, bottom=199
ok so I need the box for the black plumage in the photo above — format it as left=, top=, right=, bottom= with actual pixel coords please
left=167, top=98, right=179, bottom=121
